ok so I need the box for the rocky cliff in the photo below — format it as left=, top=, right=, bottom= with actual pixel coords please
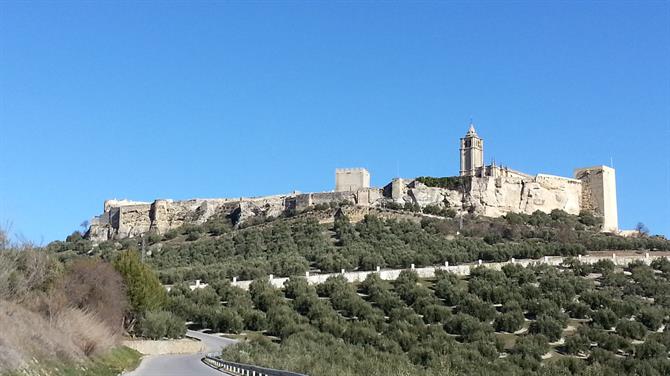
left=87, top=174, right=591, bottom=242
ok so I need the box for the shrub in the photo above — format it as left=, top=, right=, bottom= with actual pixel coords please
left=444, top=313, right=491, bottom=341
left=616, top=320, right=647, bottom=340
left=458, top=294, right=496, bottom=322
left=63, top=258, right=127, bottom=333
left=566, top=301, right=591, bottom=319
left=635, top=339, right=667, bottom=360
left=415, top=176, right=465, bottom=191
left=138, top=310, right=186, bottom=339
left=564, top=334, right=590, bottom=355
left=162, top=229, right=178, bottom=240
left=637, top=307, right=664, bottom=331
left=510, top=334, right=549, bottom=369
left=529, top=315, right=563, bottom=342
left=592, top=309, right=618, bottom=330
left=494, top=311, right=524, bottom=333
left=212, top=308, right=244, bottom=333
left=186, top=229, right=202, bottom=241
left=113, top=250, right=167, bottom=323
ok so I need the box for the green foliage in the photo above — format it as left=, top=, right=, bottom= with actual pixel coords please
left=564, top=334, right=590, bottom=355
left=591, top=309, right=618, bottom=330
left=637, top=307, right=664, bottom=331
left=616, top=320, right=647, bottom=340
left=415, top=176, right=466, bottom=191
left=511, top=335, right=549, bottom=369
left=161, top=258, right=670, bottom=376
left=494, top=311, right=524, bottom=333
left=112, top=250, right=167, bottom=323
left=138, top=310, right=186, bottom=339
left=422, top=204, right=456, bottom=218
left=529, top=315, right=564, bottom=342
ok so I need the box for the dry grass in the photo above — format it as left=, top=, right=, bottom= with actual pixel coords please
left=0, top=300, right=119, bottom=372
left=0, top=286, right=121, bottom=374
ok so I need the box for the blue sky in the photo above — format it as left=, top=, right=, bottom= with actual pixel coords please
left=1, top=1, right=668, bottom=243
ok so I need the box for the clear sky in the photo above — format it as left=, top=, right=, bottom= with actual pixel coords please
left=1, top=1, right=668, bottom=243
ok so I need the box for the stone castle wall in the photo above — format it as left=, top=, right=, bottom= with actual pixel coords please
left=390, top=174, right=583, bottom=218
left=87, top=167, right=616, bottom=242
left=574, top=166, right=618, bottom=232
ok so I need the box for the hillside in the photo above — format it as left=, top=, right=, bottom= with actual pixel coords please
left=52, top=206, right=669, bottom=285
left=43, top=207, right=670, bottom=375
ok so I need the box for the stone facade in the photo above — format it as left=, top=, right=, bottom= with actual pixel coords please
left=335, top=168, right=370, bottom=192
left=574, top=166, right=618, bottom=232
left=86, top=125, right=619, bottom=241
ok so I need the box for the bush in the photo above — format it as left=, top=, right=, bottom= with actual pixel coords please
left=511, top=334, right=549, bottom=368
left=139, top=310, right=186, bottom=339
left=529, top=315, right=563, bottom=342
left=212, top=308, right=244, bottom=333
left=564, top=334, right=590, bottom=355
left=494, top=311, right=524, bottom=333
left=636, top=339, right=667, bottom=360
left=162, top=229, right=179, bottom=240
left=113, top=250, right=167, bottom=324
left=637, top=307, right=664, bottom=331
left=592, top=309, right=618, bottom=330
left=415, top=176, right=465, bottom=191
left=63, top=258, right=127, bottom=333
left=616, top=320, right=647, bottom=340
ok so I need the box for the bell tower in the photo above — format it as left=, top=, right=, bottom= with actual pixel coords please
left=460, top=123, right=484, bottom=176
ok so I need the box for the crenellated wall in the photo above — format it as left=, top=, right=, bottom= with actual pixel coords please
left=87, top=166, right=617, bottom=241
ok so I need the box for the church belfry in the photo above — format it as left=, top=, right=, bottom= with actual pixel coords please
left=460, top=123, right=484, bottom=176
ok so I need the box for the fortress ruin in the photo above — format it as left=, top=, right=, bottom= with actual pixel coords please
left=86, top=124, right=618, bottom=241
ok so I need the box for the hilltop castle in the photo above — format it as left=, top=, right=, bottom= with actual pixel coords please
left=86, top=124, right=618, bottom=241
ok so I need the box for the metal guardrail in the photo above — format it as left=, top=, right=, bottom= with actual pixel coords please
left=203, top=353, right=309, bottom=376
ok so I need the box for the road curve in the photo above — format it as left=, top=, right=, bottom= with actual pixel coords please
left=125, top=330, right=238, bottom=376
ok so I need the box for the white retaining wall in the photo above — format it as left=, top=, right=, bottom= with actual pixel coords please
left=182, top=253, right=665, bottom=292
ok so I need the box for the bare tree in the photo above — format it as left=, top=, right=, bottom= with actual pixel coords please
left=636, top=222, right=649, bottom=237
left=62, top=258, right=127, bottom=333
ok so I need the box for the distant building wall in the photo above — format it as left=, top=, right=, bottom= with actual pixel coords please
left=335, top=168, right=370, bottom=192
left=221, top=253, right=667, bottom=291
left=575, top=166, right=618, bottom=232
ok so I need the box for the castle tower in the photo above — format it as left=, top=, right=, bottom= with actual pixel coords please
left=335, top=168, right=370, bottom=192
left=574, top=165, right=618, bottom=233
left=460, top=123, right=484, bottom=176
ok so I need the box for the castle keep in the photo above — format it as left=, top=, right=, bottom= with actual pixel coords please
left=87, top=124, right=618, bottom=241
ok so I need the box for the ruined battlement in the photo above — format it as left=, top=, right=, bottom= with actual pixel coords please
left=86, top=125, right=619, bottom=241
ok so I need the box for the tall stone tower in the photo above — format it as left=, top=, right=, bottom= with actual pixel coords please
left=335, top=168, right=371, bottom=192
left=574, top=165, right=618, bottom=233
left=460, top=123, right=484, bottom=176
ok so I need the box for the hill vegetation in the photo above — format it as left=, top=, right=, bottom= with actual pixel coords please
left=51, top=207, right=669, bottom=286
left=38, top=206, right=670, bottom=375
left=165, top=257, right=670, bottom=375
left=0, top=233, right=171, bottom=375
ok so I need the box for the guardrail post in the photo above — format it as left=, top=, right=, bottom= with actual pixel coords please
left=376, top=266, right=380, bottom=272
left=444, top=261, right=449, bottom=267
left=232, top=276, right=237, bottom=283
left=305, top=271, right=309, bottom=277
left=478, top=259, right=482, bottom=265
left=341, top=268, right=345, bottom=274
left=411, top=263, right=415, bottom=269
left=511, top=257, right=515, bottom=264
left=544, top=256, right=548, bottom=263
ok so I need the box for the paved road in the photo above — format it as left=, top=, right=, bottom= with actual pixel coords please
left=125, top=330, right=238, bottom=376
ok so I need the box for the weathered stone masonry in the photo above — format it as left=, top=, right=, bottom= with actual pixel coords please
left=87, top=125, right=618, bottom=241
